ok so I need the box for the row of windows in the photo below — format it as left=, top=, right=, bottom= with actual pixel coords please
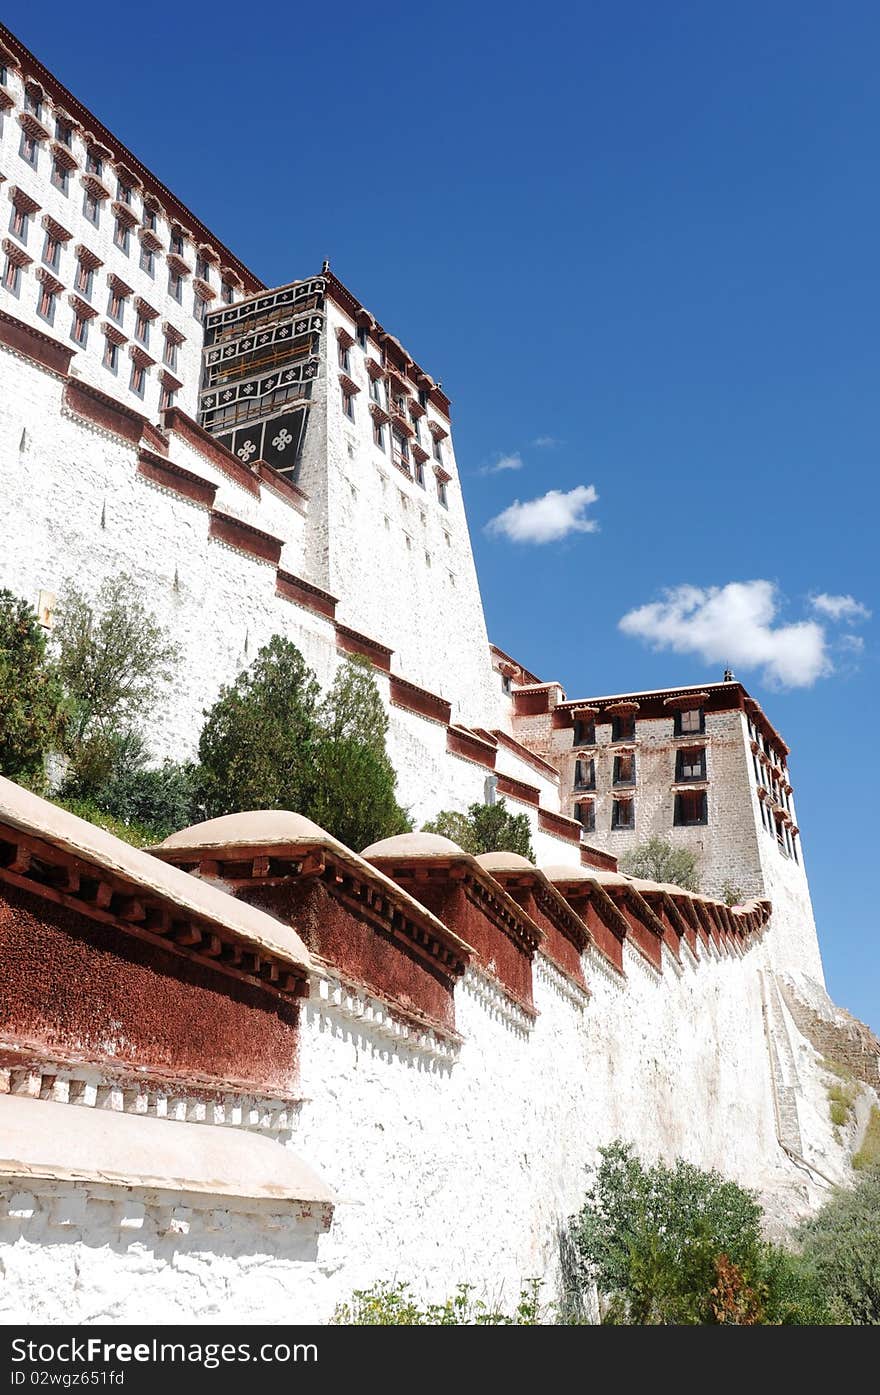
left=573, top=707, right=705, bottom=747
left=341, top=385, right=450, bottom=508
left=6, top=175, right=212, bottom=319
left=4, top=87, right=237, bottom=304
left=573, top=746, right=707, bottom=791
left=5, top=206, right=188, bottom=361
left=337, top=334, right=432, bottom=409
left=574, top=789, right=708, bottom=833
left=758, top=800, right=799, bottom=863
left=747, top=717, right=787, bottom=777
left=0, top=260, right=178, bottom=408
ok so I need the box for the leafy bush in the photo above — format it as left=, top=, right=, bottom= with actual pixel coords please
left=54, top=575, right=180, bottom=790
left=827, top=1081, right=856, bottom=1129
left=798, top=1167, right=880, bottom=1324
left=570, top=1141, right=832, bottom=1324
left=422, top=799, right=535, bottom=861
left=0, top=590, right=66, bottom=786
left=619, top=836, right=699, bottom=891
left=309, top=657, right=410, bottom=850
left=853, top=1109, right=880, bottom=1172
left=51, top=795, right=164, bottom=848
left=197, top=636, right=321, bottom=818
left=332, top=1280, right=544, bottom=1325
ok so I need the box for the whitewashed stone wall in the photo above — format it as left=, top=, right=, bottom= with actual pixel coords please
left=302, top=298, right=500, bottom=724
left=0, top=936, right=843, bottom=1324
left=0, top=339, right=577, bottom=854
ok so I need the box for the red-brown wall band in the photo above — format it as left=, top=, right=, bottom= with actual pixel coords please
left=231, top=880, right=458, bottom=1033
left=0, top=883, right=300, bottom=1093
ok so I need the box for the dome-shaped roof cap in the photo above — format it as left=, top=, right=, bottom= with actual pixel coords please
left=361, top=831, right=465, bottom=859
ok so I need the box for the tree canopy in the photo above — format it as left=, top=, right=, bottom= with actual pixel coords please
left=619, top=835, right=699, bottom=891
left=422, top=798, right=535, bottom=861
left=0, top=589, right=66, bottom=786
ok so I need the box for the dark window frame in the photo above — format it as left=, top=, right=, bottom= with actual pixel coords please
left=675, top=746, right=706, bottom=782
left=573, top=719, right=595, bottom=747
left=574, top=757, right=595, bottom=791
left=613, top=751, right=636, bottom=786
left=611, top=797, right=635, bottom=830
left=674, top=789, right=708, bottom=826
left=611, top=713, right=636, bottom=742
left=674, top=707, right=705, bottom=737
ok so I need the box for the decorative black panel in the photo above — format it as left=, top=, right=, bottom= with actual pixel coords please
left=200, top=357, right=319, bottom=412
left=204, top=314, right=323, bottom=370
left=217, top=407, right=309, bottom=479
left=204, top=279, right=325, bottom=337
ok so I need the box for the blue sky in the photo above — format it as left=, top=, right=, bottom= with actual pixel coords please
left=9, top=2, right=878, bottom=1029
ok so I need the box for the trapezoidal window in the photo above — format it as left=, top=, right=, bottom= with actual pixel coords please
left=611, top=797, right=634, bottom=830
left=613, top=752, right=636, bottom=786
left=675, top=747, right=706, bottom=781
left=674, top=706, right=704, bottom=736
left=574, top=800, right=595, bottom=832
left=573, top=719, right=595, bottom=746
left=611, top=713, right=636, bottom=742
left=674, top=789, right=707, bottom=826
left=574, top=757, right=595, bottom=790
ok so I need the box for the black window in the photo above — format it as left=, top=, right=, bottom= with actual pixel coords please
left=611, top=713, right=635, bottom=742
left=573, top=719, right=595, bottom=746
left=674, top=707, right=705, bottom=736
left=674, top=790, right=707, bottom=826
left=611, top=797, right=634, bottom=830
left=574, top=757, right=595, bottom=790
left=55, top=118, right=72, bottom=147
left=356, top=325, right=368, bottom=349
left=675, top=747, right=706, bottom=781
left=613, top=751, right=636, bottom=785
left=574, top=800, right=595, bottom=832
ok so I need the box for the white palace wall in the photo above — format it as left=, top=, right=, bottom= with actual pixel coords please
left=0, top=333, right=576, bottom=850
left=0, top=923, right=836, bottom=1326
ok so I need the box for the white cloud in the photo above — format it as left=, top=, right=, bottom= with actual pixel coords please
left=809, top=592, right=872, bottom=624
left=838, top=633, right=865, bottom=653
left=485, top=485, right=599, bottom=544
left=479, top=452, right=524, bottom=476
left=532, top=435, right=564, bottom=448
left=618, top=580, right=832, bottom=688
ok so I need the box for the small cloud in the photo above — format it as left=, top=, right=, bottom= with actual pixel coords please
left=838, top=633, right=865, bottom=653
left=479, top=452, right=524, bottom=476
left=809, top=593, right=871, bottom=624
left=532, top=435, right=564, bottom=448
left=619, top=580, right=832, bottom=689
left=485, top=485, right=599, bottom=544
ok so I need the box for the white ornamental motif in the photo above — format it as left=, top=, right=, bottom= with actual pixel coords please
left=272, top=428, right=293, bottom=452
left=237, top=440, right=257, bottom=462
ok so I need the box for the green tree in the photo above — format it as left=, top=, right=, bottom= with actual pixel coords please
left=797, top=1166, right=880, bottom=1324
left=309, top=656, right=410, bottom=850
left=0, top=590, right=66, bottom=786
left=54, top=575, right=180, bottom=791
left=620, top=836, right=699, bottom=891
left=423, top=798, right=535, bottom=861
left=197, top=635, right=321, bottom=818
left=569, top=1141, right=832, bottom=1325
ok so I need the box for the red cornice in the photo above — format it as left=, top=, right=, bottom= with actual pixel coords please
left=63, top=376, right=146, bottom=443
left=538, top=808, right=582, bottom=845
left=137, top=448, right=217, bottom=509
left=161, top=407, right=261, bottom=497
left=389, top=675, right=451, bottom=725
left=254, top=461, right=308, bottom=513
left=276, top=570, right=337, bottom=621
left=0, top=306, right=74, bottom=377
left=446, top=725, right=497, bottom=770
left=209, top=509, right=283, bottom=565
left=496, top=772, right=540, bottom=808
left=335, top=623, right=394, bottom=672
